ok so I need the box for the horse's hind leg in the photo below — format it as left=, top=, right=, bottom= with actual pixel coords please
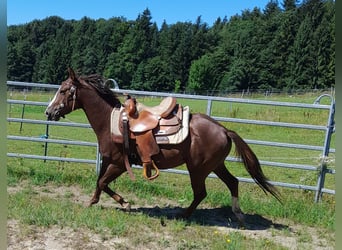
left=213, top=163, right=245, bottom=225
left=182, top=172, right=208, bottom=219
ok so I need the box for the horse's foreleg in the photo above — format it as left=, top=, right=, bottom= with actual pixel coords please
left=89, top=188, right=101, bottom=206
left=214, top=164, right=245, bottom=225
left=103, top=186, right=131, bottom=211
left=89, top=163, right=130, bottom=211
left=89, top=161, right=109, bottom=206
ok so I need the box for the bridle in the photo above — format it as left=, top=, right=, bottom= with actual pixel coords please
left=70, top=85, right=77, bottom=111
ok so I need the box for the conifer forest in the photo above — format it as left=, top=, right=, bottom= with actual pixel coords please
left=7, top=0, right=335, bottom=94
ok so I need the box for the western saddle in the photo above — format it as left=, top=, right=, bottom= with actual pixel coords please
left=121, top=95, right=183, bottom=180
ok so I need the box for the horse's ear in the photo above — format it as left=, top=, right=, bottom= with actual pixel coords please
left=68, top=68, right=77, bottom=80
left=67, top=68, right=80, bottom=86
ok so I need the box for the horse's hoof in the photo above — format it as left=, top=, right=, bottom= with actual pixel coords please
left=88, top=199, right=99, bottom=207
left=122, top=202, right=131, bottom=212
left=234, top=212, right=245, bottom=228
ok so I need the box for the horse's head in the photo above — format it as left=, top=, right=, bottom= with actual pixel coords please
left=45, top=68, right=81, bottom=121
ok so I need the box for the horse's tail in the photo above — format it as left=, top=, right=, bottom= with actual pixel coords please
left=226, top=130, right=282, bottom=203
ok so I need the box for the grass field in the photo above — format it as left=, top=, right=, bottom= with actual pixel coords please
left=7, top=89, right=335, bottom=249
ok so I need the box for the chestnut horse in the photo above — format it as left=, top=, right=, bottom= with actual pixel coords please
left=45, top=68, right=281, bottom=224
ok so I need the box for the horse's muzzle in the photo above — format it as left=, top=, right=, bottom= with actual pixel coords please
left=45, top=108, right=64, bottom=121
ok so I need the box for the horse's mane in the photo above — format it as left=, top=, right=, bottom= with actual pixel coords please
left=79, top=74, right=121, bottom=108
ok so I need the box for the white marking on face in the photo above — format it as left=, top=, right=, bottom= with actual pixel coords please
left=48, top=87, right=61, bottom=108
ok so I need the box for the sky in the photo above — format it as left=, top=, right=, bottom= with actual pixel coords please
left=7, top=0, right=272, bottom=27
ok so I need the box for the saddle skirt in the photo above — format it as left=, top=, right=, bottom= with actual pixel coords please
left=111, top=103, right=190, bottom=145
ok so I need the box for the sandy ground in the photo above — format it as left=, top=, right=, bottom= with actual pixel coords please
left=7, top=184, right=335, bottom=250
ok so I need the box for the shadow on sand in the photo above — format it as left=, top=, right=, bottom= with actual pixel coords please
left=121, top=205, right=288, bottom=231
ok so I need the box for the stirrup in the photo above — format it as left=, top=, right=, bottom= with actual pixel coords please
left=143, top=161, right=160, bottom=181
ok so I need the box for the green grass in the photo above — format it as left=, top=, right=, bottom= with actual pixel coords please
left=7, top=157, right=335, bottom=229
left=8, top=181, right=290, bottom=249
left=9, top=178, right=286, bottom=249
left=7, top=90, right=335, bottom=249
left=7, top=159, right=334, bottom=248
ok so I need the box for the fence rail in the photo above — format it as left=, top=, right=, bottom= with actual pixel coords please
left=7, top=81, right=335, bottom=202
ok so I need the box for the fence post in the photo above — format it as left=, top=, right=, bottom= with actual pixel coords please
left=96, top=144, right=101, bottom=176
left=19, top=95, right=26, bottom=133
left=314, top=95, right=335, bottom=202
left=43, top=122, right=49, bottom=162
left=206, top=99, right=212, bottom=116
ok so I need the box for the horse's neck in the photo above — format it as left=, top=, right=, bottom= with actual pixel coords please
left=81, top=93, right=113, bottom=143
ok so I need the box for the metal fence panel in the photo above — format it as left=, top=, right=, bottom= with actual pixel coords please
left=7, top=81, right=335, bottom=201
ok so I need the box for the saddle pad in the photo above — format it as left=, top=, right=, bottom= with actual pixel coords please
left=155, top=106, right=189, bottom=144
left=110, top=106, right=125, bottom=143
left=110, top=106, right=190, bottom=145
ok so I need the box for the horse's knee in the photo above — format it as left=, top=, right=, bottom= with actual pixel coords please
left=98, top=179, right=107, bottom=190
left=97, top=170, right=114, bottom=190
